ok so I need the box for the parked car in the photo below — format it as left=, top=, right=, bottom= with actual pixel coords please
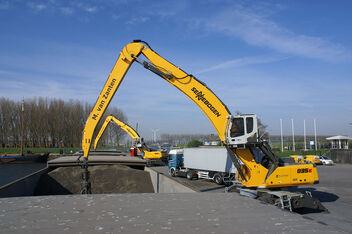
left=319, top=156, right=334, bottom=166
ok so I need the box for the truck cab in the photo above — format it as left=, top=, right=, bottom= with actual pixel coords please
left=168, top=149, right=184, bottom=177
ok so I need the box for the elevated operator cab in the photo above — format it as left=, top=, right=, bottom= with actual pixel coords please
left=226, top=114, right=258, bottom=147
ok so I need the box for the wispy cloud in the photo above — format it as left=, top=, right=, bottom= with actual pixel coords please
left=28, top=2, right=46, bottom=12
left=202, top=4, right=351, bottom=63
left=84, top=6, right=97, bottom=13
left=19, top=0, right=100, bottom=16
left=126, top=17, right=149, bottom=25
left=197, top=56, right=286, bottom=74
left=60, top=7, right=73, bottom=15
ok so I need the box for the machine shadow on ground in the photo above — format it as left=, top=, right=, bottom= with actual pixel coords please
left=284, top=187, right=339, bottom=203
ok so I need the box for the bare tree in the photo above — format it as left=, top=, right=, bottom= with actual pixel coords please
left=0, top=96, right=127, bottom=149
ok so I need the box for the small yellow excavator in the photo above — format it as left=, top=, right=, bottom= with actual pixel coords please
left=79, top=40, right=326, bottom=211
left=93, top=115, right=167, bottom=165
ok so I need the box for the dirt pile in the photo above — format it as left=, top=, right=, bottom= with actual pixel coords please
left=35, top=165, right=154, bottom=195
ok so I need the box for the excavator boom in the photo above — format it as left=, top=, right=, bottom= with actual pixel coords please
left=93, top=115, right=140, bottom=150
left=94, top=114, right=166, bottom=161
left=81, top=40, right=320, bottom=190
left=82, top=41, right=231, bottom=158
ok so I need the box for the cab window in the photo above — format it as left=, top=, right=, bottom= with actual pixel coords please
left=246, top=117, right=253, bottom=133
left=230, top=118, right=244, bottom=137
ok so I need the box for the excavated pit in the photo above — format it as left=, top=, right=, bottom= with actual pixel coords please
left=34, top=165, right=155, bottom=195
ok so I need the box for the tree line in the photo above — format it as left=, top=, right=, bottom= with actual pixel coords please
left=159, top=133, right=220, bottom=145
left=159, top=115, right=268, bottom=146
left=0, top=97, right=127, bottom=148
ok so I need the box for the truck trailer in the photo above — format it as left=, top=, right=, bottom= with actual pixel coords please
left=168, top=147, right=236, bottom=185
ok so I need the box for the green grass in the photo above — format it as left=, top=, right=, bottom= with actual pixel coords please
left=1, top=145, right=131, bottom=155
left=95, top=145, right=129, bottom=151
left=273, top=150, right=327, bottom=157
left=0, top=147, right=81, bottom=154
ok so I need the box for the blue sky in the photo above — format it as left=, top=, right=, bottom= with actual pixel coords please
left=1, top=0, right=351, bottom=140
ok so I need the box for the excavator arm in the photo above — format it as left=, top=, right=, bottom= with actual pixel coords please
left=81, top=40, right=319, bottom=189
left=93, top=115, right=166, bottom=160
left=82, top=40, right=231, bottom=158
left=93, top=115, right=140, bottom=150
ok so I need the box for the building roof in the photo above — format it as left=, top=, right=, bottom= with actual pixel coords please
left=326, top=135, right=352, bottom=140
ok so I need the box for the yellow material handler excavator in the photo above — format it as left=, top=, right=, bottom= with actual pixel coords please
left=80, top=40, right=326, bottom=211
left=93, top=115, right=167, bottom=165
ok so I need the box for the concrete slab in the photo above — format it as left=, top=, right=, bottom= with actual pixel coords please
left=151, top=166, right=225, bottom=192
left=83, top=150, right=128, bottom=156
left=145, top=167, right=196, bottom=193
left=0, top=193, right=340, bottom=233
left=48, top=156, right=146, bottom=168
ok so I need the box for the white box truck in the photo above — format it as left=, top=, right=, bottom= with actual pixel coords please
left=168, top=147, right=236, bottom=185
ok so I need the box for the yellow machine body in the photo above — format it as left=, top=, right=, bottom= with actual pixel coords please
left=304, top=155, right=321, bottom=164
left=235, top=149, right=319, bottom=188
left=94, top=115, right=166, bottom=160
left=290, top=155, right=305, bottom=164
left=82, top=40, right=320, bottom=189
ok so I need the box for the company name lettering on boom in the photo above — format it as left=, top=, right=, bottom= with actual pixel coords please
left=191, top=87, right=221, bottom=117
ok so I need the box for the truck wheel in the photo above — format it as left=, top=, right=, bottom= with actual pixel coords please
left=187, top=171, right=193, bottom=180
left=213, top=174, right=223, bottom=185
left=170, top=168, right=176, bottom=177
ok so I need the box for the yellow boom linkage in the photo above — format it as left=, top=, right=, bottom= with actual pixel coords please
left=82, top=40, right=319, bottom=189
left=93, top=115, right=140, bottom=150
left=93, top=115, right=166, bottom=160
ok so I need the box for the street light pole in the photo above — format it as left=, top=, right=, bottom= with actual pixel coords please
left=304, top=119, right=307, bottom=151
left=291, top=119, right=295, bottom=152
left=151, top=129, right=160, bottom=143
left=314, top=119, right=318, bottom=154
left=280, top=119, right=283, bottom=152
left=21, top=98, right=24, bottom=156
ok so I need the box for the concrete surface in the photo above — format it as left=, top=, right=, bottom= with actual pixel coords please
left=0, top=162, right=350, bottom=233
left=145, top=167, right=196, bottom=193
left=84, top=150, right=127, bottom=156
left=153, top=164, right=352, bottom=232
left=151, top=166, right=225, bottom=192
left=47, top=156, right=146, bottom=168
left=0, top=193, right=340, bottom=233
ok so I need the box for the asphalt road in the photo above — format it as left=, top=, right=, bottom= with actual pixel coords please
left=152, top=164, right=352, bottom=232
left=290, top=164, right=352, bottom=232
